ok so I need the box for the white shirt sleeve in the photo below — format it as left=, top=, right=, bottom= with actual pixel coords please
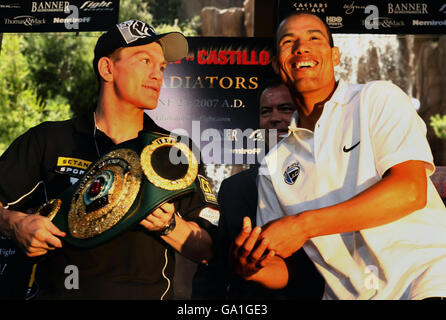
left=362, top=81, right=434, bottom=177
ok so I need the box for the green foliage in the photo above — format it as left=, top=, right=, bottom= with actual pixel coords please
left=149, top=0, right=182, bottom=25
left=22, top=32, right=99, bottom=116
left=119, top=0, right=153, bottom=23
left=0, top=0, right=199, bottom=155
left=430, top=114, right=446, bottom=139
left=147, top=0, right=200, bottom=35
left=0, top=34, right=71, bottom=155
left=184, top=15, right=202, bottom=36
left=20, top=0, right=155, bottom=118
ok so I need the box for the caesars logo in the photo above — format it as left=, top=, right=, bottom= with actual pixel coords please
left=293, top=2, right=328, bottom=13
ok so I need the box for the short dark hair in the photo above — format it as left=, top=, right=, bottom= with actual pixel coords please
left=256, top=73, right=286, bottom=106
left=274, top=11, right=334, bottom=54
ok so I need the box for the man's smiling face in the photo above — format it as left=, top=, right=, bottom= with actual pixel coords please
left=111, top=42, right=167, bottom=110
left=274, top=13, right=340, bottom=98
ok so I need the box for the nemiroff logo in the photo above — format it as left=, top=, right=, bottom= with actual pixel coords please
left=79, top=1, right=113, bottom=11
left=387, top=3, right=429, bottom=14
left=4, top=15, right=45, bottom=26
left=31, top=1, right=70, bottom=12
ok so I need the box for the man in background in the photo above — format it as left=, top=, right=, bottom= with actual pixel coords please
left=192, top=75, right=324, bottom=299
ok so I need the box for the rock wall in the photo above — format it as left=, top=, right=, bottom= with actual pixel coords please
left=411, top=35, right=446, bottom=165
left=179, top=0, right=245, bottom=20
left=200, top=0, right=254, bottom=36
left=201, top=6, right=245, bottom=36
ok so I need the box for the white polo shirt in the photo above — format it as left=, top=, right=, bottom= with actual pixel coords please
left=257, top=80, right=446, bottom=300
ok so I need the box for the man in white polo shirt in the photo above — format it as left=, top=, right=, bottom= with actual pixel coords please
left=231, top=12, right=446, bottom=300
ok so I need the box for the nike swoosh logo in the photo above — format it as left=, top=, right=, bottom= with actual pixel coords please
left=343, top=141, right=360, bottom=152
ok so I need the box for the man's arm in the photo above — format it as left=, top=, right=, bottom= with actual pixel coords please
left=260, top=160, right=428, bottom=258
left=139, top=202, right=213, bottom=263
left=230, top=216, right=290, bottom=290
left=0, top=203, right=66, bottom=257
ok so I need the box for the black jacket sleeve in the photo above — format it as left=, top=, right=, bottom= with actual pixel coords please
left=0, top=125, right=47, bottom=211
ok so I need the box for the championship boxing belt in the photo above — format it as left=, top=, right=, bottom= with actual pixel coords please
left=36, top=130, right=199, bottom=248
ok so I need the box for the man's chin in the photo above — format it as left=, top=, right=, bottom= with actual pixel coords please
left=137, top=103, right=158, bottom=110
left=292, top=79, right=319, bottom=93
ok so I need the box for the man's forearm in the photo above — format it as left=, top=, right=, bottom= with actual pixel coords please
left=246, top=256, right=290, bottom=290
left=161, top=216, right=213, bottom=263
left=0, top=203, right=24, bottom=238
left=260, top=160, right=429, bottom=258
left=300, top=160, right=428, bottom=239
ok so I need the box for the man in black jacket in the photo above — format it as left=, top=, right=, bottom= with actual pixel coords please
left=0, top=20, right=219, bottom=300
left=192, top=76, right=324, bottom=299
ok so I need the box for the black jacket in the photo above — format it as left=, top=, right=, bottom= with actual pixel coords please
left=0, top=112, right=218, bottom=299
left=192, top=166, right=325, bottom=300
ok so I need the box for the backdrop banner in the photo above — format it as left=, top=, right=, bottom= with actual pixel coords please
left=0, top=1, right=119, bottom=33
left=148, top=36, right=276, bottom=165
left=277, top=0, right=446, bottom=34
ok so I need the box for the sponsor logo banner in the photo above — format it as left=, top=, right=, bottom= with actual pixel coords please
left=55, top=156, right=92, bottom=178
left=278, top=0, right=445, bottom=34
left=0, top=0, right=118, bottom=32
left=150, top=37, right=276, bottom=164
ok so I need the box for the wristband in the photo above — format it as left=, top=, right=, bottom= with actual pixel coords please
left=159, top=213, right=176, bottom=236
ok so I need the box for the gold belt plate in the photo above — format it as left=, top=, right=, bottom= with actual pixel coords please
left=140, top=137, right=198, bottom=191
left=68, top=149, right=142, bottom=239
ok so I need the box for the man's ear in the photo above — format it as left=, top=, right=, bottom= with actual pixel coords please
left=97, top=57, right=114, bottom=82
left=272, top=56, right=280, bottom=74
left=332, top=46, right=341, bottom=67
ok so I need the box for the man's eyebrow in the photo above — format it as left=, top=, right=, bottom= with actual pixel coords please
left=278, top=102, right=294, bottom=108
left=131, top=50, right=167, bottom=64
left=278, top=32, right=294, bottom=43
left=278, top=29, right=328, bottom=42
left=308, top=29, right=328, bottom=40
left=132, top=50, right=150, bottom=56
left=260, top=105, right=272, bottom=111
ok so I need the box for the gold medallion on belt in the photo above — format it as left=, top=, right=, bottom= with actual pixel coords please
left=68, top=149, right=142, bottom=239
left=140, top=136, right=198, bottom=191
